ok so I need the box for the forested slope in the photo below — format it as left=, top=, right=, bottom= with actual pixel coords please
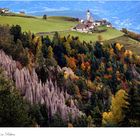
left=0, top=25, right=140, bottom=127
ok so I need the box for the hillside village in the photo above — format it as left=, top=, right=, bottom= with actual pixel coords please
left=0, top=8, right=112, bottom=34
left=0, top=7, right=25, bottom=15
left=72, top=10, right=112, bottom=33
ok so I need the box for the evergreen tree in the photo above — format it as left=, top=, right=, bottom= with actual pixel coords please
left=49, top=113, right=67, bottom=127
left=94, top=41, right=104, bottom=59
left=91, top=106, right=102, bottom=127
left=43, top=14, right=47, bottom=20
left=0, top=69, right=32, bottom=127
left=29, top=104, right=49, bottom=127
left=120, top=85, right=140, bottom=126
left=73, top=115, right=88, bottom=127
left=10, top=25, right=22, bottom=42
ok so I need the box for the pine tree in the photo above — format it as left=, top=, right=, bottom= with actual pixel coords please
left=0, top=68, right=32, bottom=127
left=10, top=25, right=22, bottom=42
left=91, top=106, right=102, bottom=127
left=120, top=85, right=140, bottom=126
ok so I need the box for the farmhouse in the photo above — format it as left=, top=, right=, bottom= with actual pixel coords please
left=72, top=10, right=112, bottom=33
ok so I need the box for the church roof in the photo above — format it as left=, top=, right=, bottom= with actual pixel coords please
left=75, top=23, right=86, bottom=29
left=75, top=21, right=94, bottom=29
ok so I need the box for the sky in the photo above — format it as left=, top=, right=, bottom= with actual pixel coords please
left=0, top=0, right=139, bottom=1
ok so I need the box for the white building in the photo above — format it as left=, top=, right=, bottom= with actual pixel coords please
left=0, top=8, right=10, bottom=14
left=86, top=10, right=93, bottom=22
left=73, top=10, right=112, bottom=32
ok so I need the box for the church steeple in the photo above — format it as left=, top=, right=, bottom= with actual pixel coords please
left=86, top=9, right=91, bottom=21
left=86, top=9, right=93, bottom=22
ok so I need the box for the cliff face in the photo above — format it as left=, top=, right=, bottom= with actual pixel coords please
left=0, top=50, right=83, bottom=121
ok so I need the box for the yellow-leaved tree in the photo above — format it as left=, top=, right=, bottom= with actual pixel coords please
left=35, top=37, right=44, bottom=67
left=102, top=89, right=128, bottom=126
left=115, top=43, right=123, bottom=51
left=47, top=46, right=54, bottom=59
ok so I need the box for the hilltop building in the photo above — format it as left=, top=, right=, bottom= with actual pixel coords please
left=0, top=8, right=10, bottom=14
left=72, top=10, right=112, bottom=33
left=86, top=9, right=93, bottom=22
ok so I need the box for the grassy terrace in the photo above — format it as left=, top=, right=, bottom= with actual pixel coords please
left=0, top=15, right=124, bottom=42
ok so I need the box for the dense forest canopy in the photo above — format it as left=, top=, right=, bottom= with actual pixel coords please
left=0, top=24, right=140, bottom=127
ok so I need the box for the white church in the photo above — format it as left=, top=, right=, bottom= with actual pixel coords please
left=72, top=10, right=112, bottom=33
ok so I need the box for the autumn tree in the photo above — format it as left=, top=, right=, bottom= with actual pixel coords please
left=102, top=89, right=127, bottom=126
left=115, top=43, right=123, bottom=51
left=64, top=41, right=71, bottom=56
left=65, top=56, right=77, bottom=71
left=81, top=61, right=91, bottom=79
left=87, top=115, right=94, bottom=127
left=45, top=46, right=57, bottom=67
left=47, top=46, right=53, bottom=59
left=35, top=37, right=44, bottom=67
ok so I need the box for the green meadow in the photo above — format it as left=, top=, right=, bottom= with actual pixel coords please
left=0, top=15, right=124, bottom=42
left=58, top=28, right=124, bottom=42
left=0, top=16, right=77, bottom=33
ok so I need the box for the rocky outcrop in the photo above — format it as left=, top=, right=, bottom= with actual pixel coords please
left=0, top=50, right=83, bottom=121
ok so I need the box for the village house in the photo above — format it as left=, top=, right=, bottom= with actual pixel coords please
left=73, top=20, right=95, bottom=32
left=72, top=10, right=112, bottom=33
left=0, top=8, right=10, bottom=14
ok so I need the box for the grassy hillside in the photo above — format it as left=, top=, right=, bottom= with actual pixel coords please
left=58, top=27, right=123, bottom=42
left=107, top=35, right=140, bottom=55
left=0, top=16, right=77, bottom=33
left=0, top=15, right=123, bottom=42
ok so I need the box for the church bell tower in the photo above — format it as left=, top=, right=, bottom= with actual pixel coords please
left=87, top=10, right=90, bottom=21
left=86, top=10, right=93, bottom=22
